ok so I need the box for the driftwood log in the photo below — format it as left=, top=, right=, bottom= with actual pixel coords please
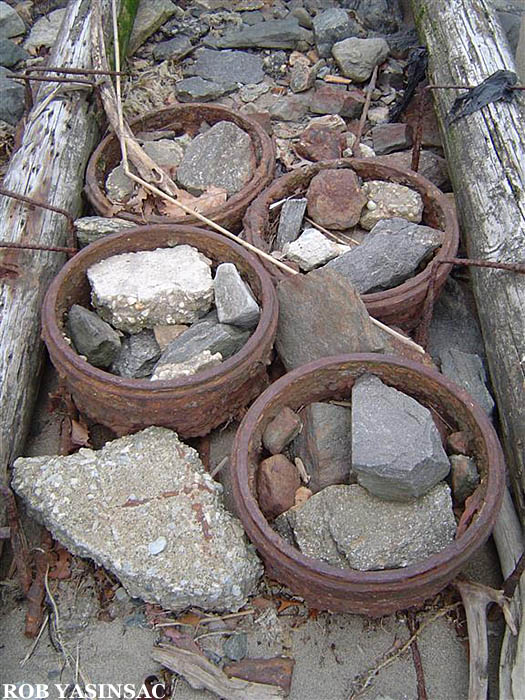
left=0, top=0, right=112, bottom=499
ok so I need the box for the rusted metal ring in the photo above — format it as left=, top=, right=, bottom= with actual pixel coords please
left=242, top=159, right=459, bottom=329
left=230, top=354, right=504, bottom=616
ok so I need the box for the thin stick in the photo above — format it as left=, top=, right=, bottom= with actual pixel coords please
left=20, top=614, right=49, bottom=667
left=353, top=65, right=379, bottom=154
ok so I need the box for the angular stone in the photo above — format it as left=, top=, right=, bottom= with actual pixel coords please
left=0, top=2, right=25, bottom=38
left=371, top=123, right=413, bottom=155
left=292, top=402, right=353, bottom=493
left=346, top=0, right=401, bottom=33
left=262, top=407, right=303, bottom=455
left=313, top=8, right=363, bottom=58
left=309, top=85, right=365, bottom=118
left=450, top=455, right=480, bottom=505
left=291, top=7, right=313, bottom=29
left=0, top=38, right=28, bottom=67
left=12, top=427, right=262, bottom=612
left=440, top=348, right=495, bottom=416
left=295, top=125, right=344, bottom=161
left=24, top=9, right=65, bottom=52
left=332, top=37, right=390, bottom=82
left=306, top=169, right=366, bottom=231
left=142, top=140, right=185, bottom=172
left=275, top=267, right=390, bottom=371
left=152, top=35, right=192, bottom=62
left=74, top=217, right=137, bottom=248
left=151, top=349, right=223, bottom=381
left=269, top=94, right=309, bottom=122
left=447, top=431, right=474, bottom=456
left=223, top=657, right=295, bottom=696
left=176, top=121, right=254, bottom=195
left=238, top=82, right=270, bottom=102
left=257, top=454, right=301, bottom=520
left=275, top=198, right=307, bottom=250
left=88, top=245, right=214, bottom=332
left=66, top=305, right=121, bottom=369
left=175, top=76, right=237, bottom=103
left=326, top=218, right=444, bottom=293
left=360, top=180, right=424, bottom=230
left=289, top=60, right=318, bottom=93
left=276, top=483, right=456, bottom=570
left=185, top=48, right=264, bottom=85
left=110, top=330, right=161, bottom=379
left=375, top=150, right=451, bottom=191
left=216, top=19, right=313, bottom=50
left=105, top=163, right=135, bottom=203
left=153, top=324, right=188, bottom=351
left=0, top=66, right=24, bottom=125
left=284, top=228, right=348, bottom=271
left=223, top=632, right=248, bottom=662
left=152, top=317, right=250, bottom=378
left=214, top=263, right=260, bottom=329
left=352, top=374, right=451, bottom=501
left=128, top=0, right=177, bottom=55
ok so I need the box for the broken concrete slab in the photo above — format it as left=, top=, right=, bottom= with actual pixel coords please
left=214, top=263, right=260, bottom=329
left=360, top=180, right=424, bottom=230
left=151, top=349, right=223, bottom=380
left=12, top=427, right=263, bottom=612
left=284, top=228, right=348, bottom=271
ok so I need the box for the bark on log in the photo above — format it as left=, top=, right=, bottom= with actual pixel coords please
left=0, top=0, right=111, bottom=493
left=411, top=0, right=525, bottom=521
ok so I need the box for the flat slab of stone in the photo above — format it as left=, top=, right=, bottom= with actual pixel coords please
left=74, top=217, right=137, bottom=248
left=88, top=245, right=214, bottom=332
left=275, top=483, right=456, bottom=570
left=360, top=180, right=424, bottom=230
left=175, top=77, right=237, bottom=103
left=440, top=348, right=495, bottom=416
left=12, top=427, right=263, bottom=611
left=284, top=228, right=348, bottom=271
left=214, top=263, right=260, bottom=329
left=66, top=305, right=121, bottom=369
left=332, top=37, right=390, bottom=82
left=275, top=198, right=307, bottom=250
left=326, top=217, right=444, bottom=293
left=185, top=48, right=265, bottom=85
left=306, top=169, right=366, bottom=230
left=176, top=121, right=255, bottom=195
left=215, top=19, right=313, bottom=50
left=128, top=0, right=177, bottom=55
left=351, top=374, right=450, bottom=501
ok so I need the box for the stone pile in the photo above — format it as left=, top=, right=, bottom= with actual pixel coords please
left=257, top=373, right=484, bottom=571
left=66, top=246, right=260, bottom=381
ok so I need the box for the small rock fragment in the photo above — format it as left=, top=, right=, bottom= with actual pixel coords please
left=153, top=324, right=188, bottom=351
left=214, top=263, right=260, bottom=329
left=258, top=454, right=301, bottom=520
left=360, top=180, right=424, bottom=230
left=223, top=657, right=295, bottom=696
left=440, top=348, right=495, bottom=416
left=295, top=486, right=312, bottom=507
left=0, top=66, right=25, bottom=125
left=307, top=169, right=367, bottom=230
left=0, top=38, right=29, bottom=67
left=450, top=455, right=480, bottom=505
left=223, top=633, right=248, bottom=662
left=275, top=198, right=307, bottom=250
left=309, top=85, right=365, bottom=118
left=332, top=37, right=390, bottom=82
left=105, top=163, right=135, bottom=204
left=289, top=59, right=319, bottom=93
left=153, top=35, right=192, bottom=62
left=262, top=407, right=303, bottom=455
left=142, top=140, right=185, bottom=172
left=269, top=94, right=309, bottom=122
left=67, top=305, right=121, bottom=369
left=216, top=19, right=313, bottom=50
left=148, top=536, right=167, bottom=556
left=352, top=374, right=451, bottom=501
left=151, top=350, right=223, bottom=381
left=447, top=431, right=474, bottom=456
left=185, top=48, right=264, bottom=85
left=375, top=150, right=451, bottom=191
left=295, top=125, right=344, bottom=161
left=284, top=228, right=348, bottom=271
left=110, top=330, right=161, bottom=379
left=175, top=77, right=237, bottom=103
left=371, top=123, right=413, bottom=155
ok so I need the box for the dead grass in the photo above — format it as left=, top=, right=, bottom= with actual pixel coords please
left=122, top=59, right=184, bottom=120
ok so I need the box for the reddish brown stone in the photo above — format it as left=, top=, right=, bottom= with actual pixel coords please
left=245, top=111, right=273, bottom=135
left=371, top=123, right=413, bottom=155
left=257, top=454, right=301, bottom=520
left=263, top=406, right=303, bottom=454
left=310, top=85, right=365, bottom=119
left=375, top=150, right=451, bottom=191
left=224, top=657, right=296, bottom=696
left=295, top=125, right=345, bottom=161
left=306, top=169, right=366, bottom=230
left=447, top=430, right=474, bottom=456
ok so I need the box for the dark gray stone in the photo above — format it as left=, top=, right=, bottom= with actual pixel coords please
left=67, top=305, right=121, bottom=369
left=74, top=217, right=137, bottom=248
left=371, top=27, right=418, bottom=58
left=263, top=407, right=303, bottom=455
left=185, top=48, right=265, bottom=84
left=351, top=374, right=451, bottom=501
left=275, top=198, right=307, bottom=250
left=174, top=76, right=237, bottom=102
left=440, top=348, right=495, bottom=416
left=293, top=402, right=353, bottom=493
left=275, top=482, right=456, bottom=570
left=0, top=66, right=24, bottom=125
left=0, top=38, right=28, bottom=67
left=214, top=263, right=260, bottom=329
left=110, top=330, right=161, bottom=379
left=223, top=632, right=248, bottom=662
left=0, top=2, right=25, bottom=38
left=326, top=218, right=444, bottom=293
left=275, top=267, right=390, bottom=371
left=313, top=8, right=362, bottom=58
left=269, top=94, right=309, bottom=121
left=216, top=19, right=313, bottom=50
left=450, top=455, right=480, bottom=505
left=176, top=121, right=254, bottom=195
left=342, top=0, right=401, bottom=34
left=153, top=35, right=192, bottom=61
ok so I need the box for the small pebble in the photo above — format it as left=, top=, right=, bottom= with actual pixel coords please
left=148, top=536, right=167, bottom=555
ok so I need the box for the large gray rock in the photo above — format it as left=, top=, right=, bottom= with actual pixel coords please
left=153, top=35, right=192, bottom=62
left=352, top=374, right=451, bottom=501
left=74, top=217, right=137, bottom=248
left=0, top=66, right=24, bottom=125
left=326, top=218, right=444, bottom=293
left=88, top=245, right=214, bottom=332
left=345, top=0, right=401, bottom=33
left=275, top=198, right=307, bottom=250
left=275, top=483, right=456, bottom=570
left=152, top=317, right=250, bottom=380
left=440, top=348, right=495, bottom=416
left=332, top=37, right=390, bottom=82
left=127, top=0, right=177, bottom=55
left=12, top=427, right=263, bottom=611
left=176, top=121, right=254, bottom=195
left=24, top=9, right=65, bottom=52
left=360, top=180, right=424, bottom=230
left=110, top=330, right=161, bottom=379
left=284, top=228, right=348, bottom=271
left=313, top=8, right=362, bottom=58
left=292, top=402, right=353, bottom=493
left=142, top=139, right=185, bottom=171
left=0, top=38, right=28, bottom=67
left=0, top=2, right=25, bottom=38
left=276, top=267, right=390, bottom=371
left=66, top=305, right=121, bottom=369
left=175, top=77, right=237, bottom=103
left=185, top=48, right=264, bottom=85
left=216, top=19, right=313, bottom=50
left=214, top=263, right=260, bottom=329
